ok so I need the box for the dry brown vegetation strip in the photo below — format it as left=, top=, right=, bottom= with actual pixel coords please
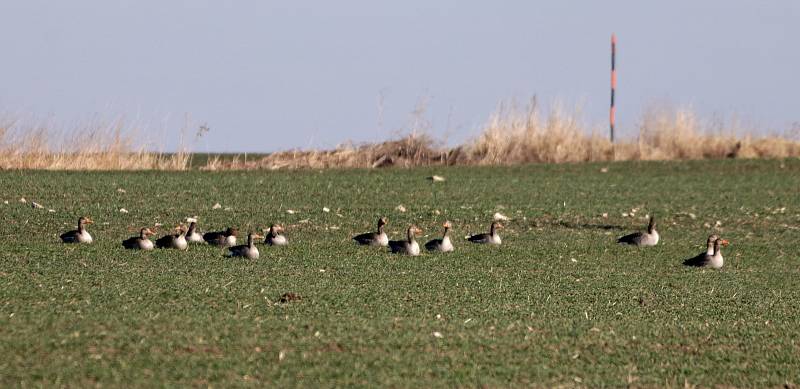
left=3, top=102, right=799, bottom=170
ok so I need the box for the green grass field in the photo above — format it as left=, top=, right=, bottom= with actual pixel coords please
left=1, top=160, right=799, bottom=387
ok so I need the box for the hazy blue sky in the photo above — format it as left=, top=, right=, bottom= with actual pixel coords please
left=1, top=1, right=798, bottom=152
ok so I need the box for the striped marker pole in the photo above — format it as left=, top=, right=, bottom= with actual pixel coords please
left=610, top=33, right=617, bottom=143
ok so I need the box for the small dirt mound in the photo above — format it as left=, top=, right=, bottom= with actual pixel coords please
left=278, top=292, right=302, bottom=304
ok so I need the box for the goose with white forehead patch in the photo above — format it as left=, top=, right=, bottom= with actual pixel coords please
left=60, top=216, right=94, bottom=244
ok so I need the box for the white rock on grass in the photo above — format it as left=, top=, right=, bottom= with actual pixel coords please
left=493, top=212, right=509, bottom=221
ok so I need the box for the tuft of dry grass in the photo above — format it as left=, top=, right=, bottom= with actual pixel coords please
left=460, top=98, right=615, bottom=164
left=201, top=133, right=448, bottom=171
left=626, top=106, right=800, bottom=160
left=0, top=116, right=191, bottom=170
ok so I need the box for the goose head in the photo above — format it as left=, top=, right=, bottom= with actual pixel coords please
left=270, top=224, right=285, bottom=234
left=247, top=232, right=264, bottom=244
left=712, top=236, right=729, bottom=255
left=79, top=216, right=94, bottom=226
left=407, top=225, right=422, bottom=240
left=226, top=227, right=239, bottom=237
left=141, top=227, right=156, bottom=237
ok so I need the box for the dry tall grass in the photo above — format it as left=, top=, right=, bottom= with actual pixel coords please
left=2, top=101, right=799, bottom=170
left=461, top=98, right=615, bottom=164
left=459, top=101, right=800, bottom=164
left=628, top=107, right=800, bottom=160
left=0, top=117, right=191, bottom=170
left=211, top=99, right=800, bottom=170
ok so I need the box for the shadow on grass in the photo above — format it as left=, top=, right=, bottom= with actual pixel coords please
left=555, top=221, right=625, bottom=231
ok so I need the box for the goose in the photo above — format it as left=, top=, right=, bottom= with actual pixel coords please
left=353, top=217, right=389, bottom=246
left=617, top=216, right=659, bottom=246
left=425, top=221, right=454, bottom=252
left=60, top=216, right=94, bottom=243
left=186, top=221, right=204, bottom=243
left=227, top=233, right=263, bottom=259
left=389, top=225, right=422, bottom=256
left=468, top=222, right=503, bottom=245
left=156, top=226, right=188, bottom=250
left=265, top=224, right=288, bottom=246
left=682, top=235, right=716, bottom=267
left=203, top=227, right=238, bottom=247
left=122, top=227, right=156, bottom=250
left=684, top=235, right=728, bottom=269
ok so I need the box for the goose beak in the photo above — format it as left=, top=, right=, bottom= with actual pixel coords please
left=720, top=239, right=730, bottom=246
left=253, top=234, right=264, bottom=240
left=85, top=218, right=94, bottom=224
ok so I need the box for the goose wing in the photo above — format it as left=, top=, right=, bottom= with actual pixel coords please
left=227, top=245, right=248, bottom=257
left=617, top=232, right=644, bottom=245
left=122, top=237, right=140, bottom=249
left=389, top=240, right=408, bottom=253
left=468, top=233, right=491, bottom=243
left=156, top=235, right=175, bottom=248
left=203, top=231, right=225, bottom=246
left=425, top=239, right=443, bottom=251
left=353, top=232, right=380, bottom=245
left=683, top=252, right=710, bottom=267
left=60, top=230, right=80, bottom=243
